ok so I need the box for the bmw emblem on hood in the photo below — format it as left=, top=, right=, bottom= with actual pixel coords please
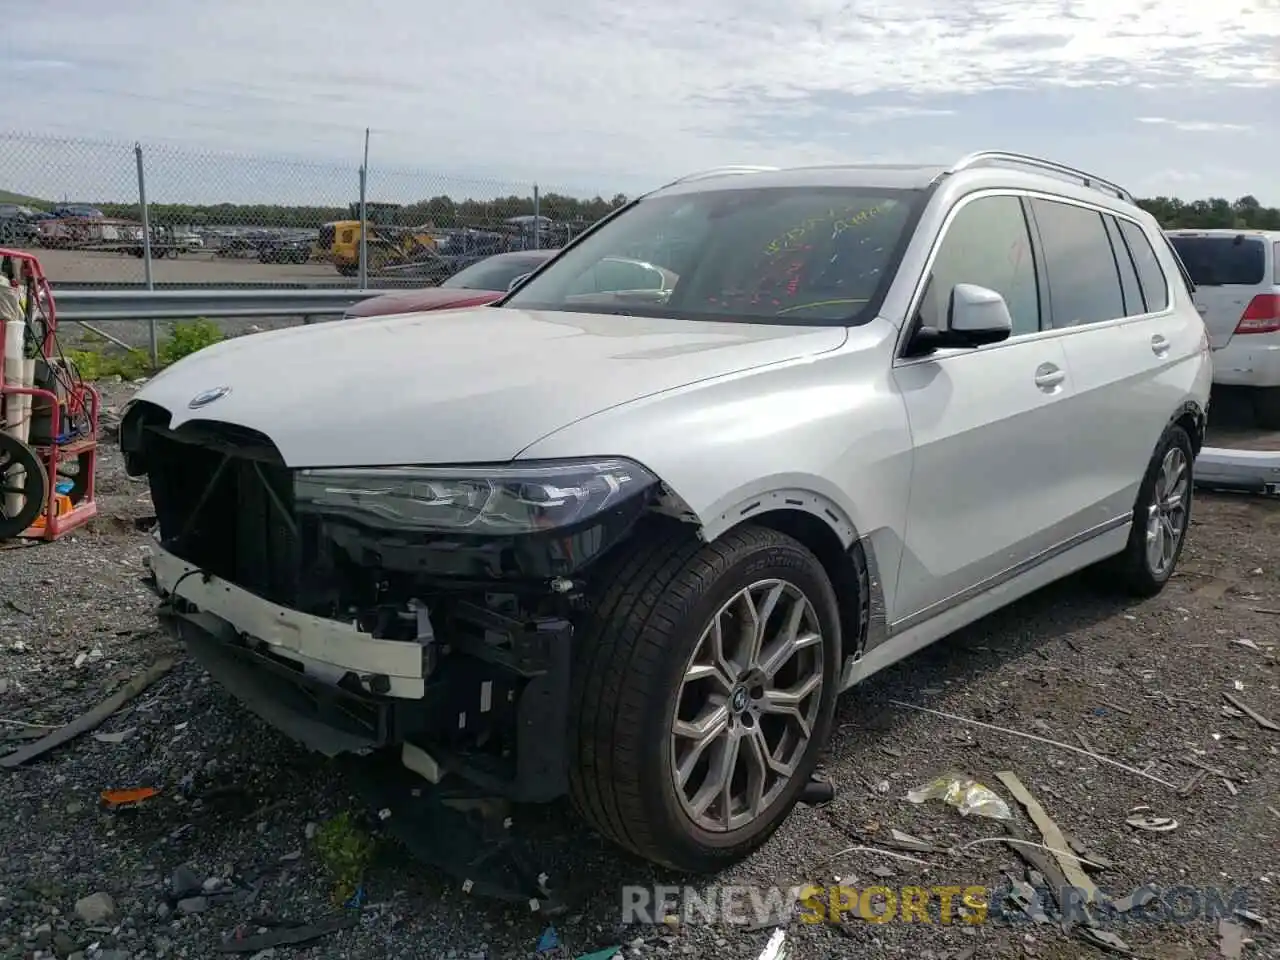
left=188, top=386, right=231, bottom=409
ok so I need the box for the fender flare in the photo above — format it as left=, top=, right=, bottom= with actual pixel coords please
left=1167, top=399, right=1207, bottom=454
left=695, top=486, right=861, bottom=548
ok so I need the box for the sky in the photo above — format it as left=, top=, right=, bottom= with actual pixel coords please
left=3, top=0, right=1279, bottom=207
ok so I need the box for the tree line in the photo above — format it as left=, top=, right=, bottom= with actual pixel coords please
left=87, top=192, right=632, bottom=231
left=51, top=192, right=1280, bottom=233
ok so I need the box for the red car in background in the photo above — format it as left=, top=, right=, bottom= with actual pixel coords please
left=343, top=249, right=556, bottom=319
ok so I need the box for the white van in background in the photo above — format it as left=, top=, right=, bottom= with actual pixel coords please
left=1166, top=229, right=1280, bottom=428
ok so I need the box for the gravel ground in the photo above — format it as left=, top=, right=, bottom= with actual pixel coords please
left=1, top=380, right=1278, bottom=960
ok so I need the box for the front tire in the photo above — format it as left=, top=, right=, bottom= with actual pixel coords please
left=568, top=522, right=841, bottom=872
left=1103, top=424, right=1194, bottom=597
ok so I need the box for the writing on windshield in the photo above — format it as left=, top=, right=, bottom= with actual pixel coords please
left=764, top=205, right=887, bottom=257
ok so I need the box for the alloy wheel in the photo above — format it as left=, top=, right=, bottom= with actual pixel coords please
left=1146, top=446, right=1189, bottom=577
left=670, top=579, right=825, bottom=833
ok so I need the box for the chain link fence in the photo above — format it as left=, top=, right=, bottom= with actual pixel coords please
left=0, top=130, right=630, bottom=290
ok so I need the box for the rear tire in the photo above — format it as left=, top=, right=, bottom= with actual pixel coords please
left=1252, top=387, right=1280, bottom=430
left=568, top=522, right=841, bottom=872
left=1101, top=424, right=1194, bottom=597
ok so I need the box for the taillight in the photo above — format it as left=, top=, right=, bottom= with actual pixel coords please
left=1235, top=294, right=1280, bottom=334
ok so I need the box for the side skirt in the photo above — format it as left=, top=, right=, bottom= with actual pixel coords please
left=839, top=519, right=1130, bottom=691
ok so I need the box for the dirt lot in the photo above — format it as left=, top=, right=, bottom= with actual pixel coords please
left=13, top=246, right=345, bottom=287
left=1, top=383, right=1277, bottom=960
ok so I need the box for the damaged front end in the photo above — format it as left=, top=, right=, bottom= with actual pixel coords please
left=120, top=400, right=660, bottom=806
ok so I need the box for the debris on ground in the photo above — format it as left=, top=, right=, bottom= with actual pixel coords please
left=536, top=924, right=560, bottom=952
left=1179, top=768, right=1209, bottom=795
left=1223, top=692, right=1280, bottom=732
left=1234, top=908, right=1269, bottom=927
left=1078, top=926, right=1134, bottom=955
left=888, top=700, right=1181, bottom=788
left=91, top=726, right=136, bottom=744
left=1064, top=833, right=1113, bottom=870
left=217, top=913, right=360, bottom=953
left=100, top=785, right=160, bottom=809
left=1217, top=919, right=1251, bottom=959
left=885, top=828, right=948, bottom=853
left=905, top=772, right=1013, bottom=819
left=1124, top=810, right=1179, bottom=832
left=994, top=770, right=1098, bottom=902
left=1004, top=876, right=1050, bottom=923
left=818, top=843, right=936, bottom=869
left=756, top=927, right=787, bottom=960
left=799, top=776, right=836, bottom=805
left=0, top=655, right=174, bottom=767
left=1108, top=884, right=1159, bottom=914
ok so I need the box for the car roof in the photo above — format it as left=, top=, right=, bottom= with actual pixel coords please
left=646, top=152, right=1145, bottom=218
left=652, top=164, right=949, bottom=196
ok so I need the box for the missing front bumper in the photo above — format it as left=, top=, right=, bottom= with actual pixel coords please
left=149, top=542, right=427, bottom=698
left=148, top=544, right=573, bottom=803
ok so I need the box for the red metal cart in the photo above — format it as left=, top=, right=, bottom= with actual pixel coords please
left=0, top=248, right=100, bottom=541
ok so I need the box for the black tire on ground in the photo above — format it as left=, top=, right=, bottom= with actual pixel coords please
left=1251, top=388, right=1280, bottom=430
left=1099, top=423, right=1195, bottom=597
left=568, top=521, right=842, bottom=872
left=0, top=434, right=49, bottom=540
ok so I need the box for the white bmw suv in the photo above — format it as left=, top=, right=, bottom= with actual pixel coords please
left=120, top=152, right=1211, bottom=878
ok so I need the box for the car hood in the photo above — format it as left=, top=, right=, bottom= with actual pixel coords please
left=133, top=307, right=847, bottom=466
left=345, top=287, right=500, bottom=318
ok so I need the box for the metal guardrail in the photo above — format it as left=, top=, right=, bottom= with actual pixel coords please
left=53, top=286, right=397, bottom=322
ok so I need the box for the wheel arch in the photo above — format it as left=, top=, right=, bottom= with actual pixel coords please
left=656, top=485, right=885, bottom=682
left=1169, top=399, right=1206, bottom=456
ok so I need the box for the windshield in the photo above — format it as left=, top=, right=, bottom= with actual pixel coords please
left=443, top=256, right=547, bottom=291
left=1167, top=235, right=1266, bottom=286
left=502, top=185, right=922, bottom=324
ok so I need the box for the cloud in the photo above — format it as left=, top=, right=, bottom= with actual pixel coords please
left=1135, top=117, right=1252, bottom=133
left=2, top=0, right=1278, bottom=202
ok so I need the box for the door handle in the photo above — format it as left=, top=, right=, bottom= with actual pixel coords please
left=1151, top=334, right=1170, bottom=356
left=1034, top=363, right=1065, bottom=391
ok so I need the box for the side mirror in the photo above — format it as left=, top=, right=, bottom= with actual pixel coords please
left=907, top=283, right=1013, bottom=355
left=507, top=273, right=531, bottom=291
left=948, top=284, right=1013, bottom=344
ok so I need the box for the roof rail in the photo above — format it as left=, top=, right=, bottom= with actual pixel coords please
left=945, top=151, right=1134, bottom=203
left=660, top=165, right=780, bottom=188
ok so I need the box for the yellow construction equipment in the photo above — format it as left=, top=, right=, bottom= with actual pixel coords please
left=317, top=204, right=438, bottom=276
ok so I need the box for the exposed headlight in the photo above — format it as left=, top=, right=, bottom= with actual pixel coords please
left=294, top=458, right=658, bottom=535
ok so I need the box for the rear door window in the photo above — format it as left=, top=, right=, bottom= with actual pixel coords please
left=1166, top=235, right=1265, bottom=287
left=1028, top=199, right=1125, bottom=328
left=1117, top=220, right=1169, bottom=312
left=1274, top=242, right=1280, bottom=284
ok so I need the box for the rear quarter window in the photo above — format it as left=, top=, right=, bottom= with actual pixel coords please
left=1167, top=235, right=1265, bottom=286
left=1117, top=219, right=1170, bottom=312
